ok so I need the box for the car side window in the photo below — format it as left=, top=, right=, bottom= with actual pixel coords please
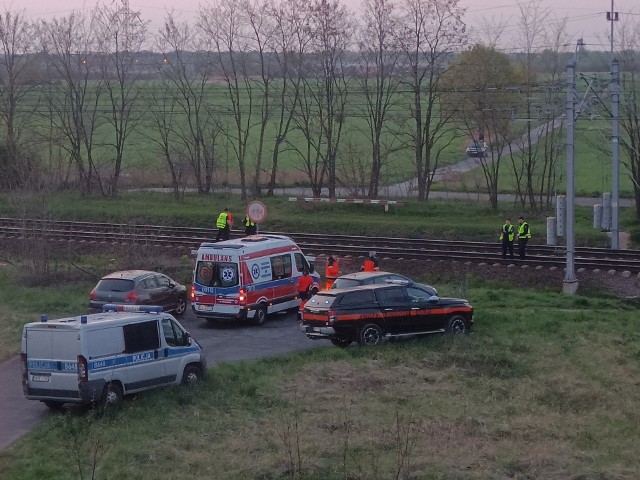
left=337, top=290, right=375, bottom=307
left=155, top=275, right=171, bottom=288
left=372, top=275, right=389, bottom=284
left=406, top=287, right=432, bottom=303
left=375, top=287, right=405, bottom=306
left=161, top=318, right=185, bottom=347
left=142, top=277, right=158, bottom=289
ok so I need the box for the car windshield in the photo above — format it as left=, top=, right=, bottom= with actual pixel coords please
left=331, top=278, right=362, bottom=289
left=96, top=279, right=135, bottom=292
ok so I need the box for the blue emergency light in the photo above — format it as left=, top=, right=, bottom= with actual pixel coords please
left=102, top=304, right=163, bottom=313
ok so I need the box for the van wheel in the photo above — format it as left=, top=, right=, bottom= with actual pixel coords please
left=102, top=382, right=123, bottom=406
left=358, top=323, right=384, bottom=346
left=174, top=296, right=187, bottom=316
left=253, top=304, right=267, bottom=326
left=43, top=400, right=64, bottom=411
left=182, top=364, right=203, bottom=385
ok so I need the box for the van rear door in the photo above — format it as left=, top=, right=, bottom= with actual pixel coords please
left=26, top=326, right=80, bottom=400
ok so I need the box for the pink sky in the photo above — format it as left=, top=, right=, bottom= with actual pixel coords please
left=16, top=0, right=637, bottom=51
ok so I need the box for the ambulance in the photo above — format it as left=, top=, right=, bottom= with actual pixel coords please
left=191, top=235, right=320, bottom=325
left=20, top=305, right=206, bottom=409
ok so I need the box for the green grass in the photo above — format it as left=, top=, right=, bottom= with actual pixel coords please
left=1, top=282, right=639, bottom=479
left=0, top=191, right=614, bottom=246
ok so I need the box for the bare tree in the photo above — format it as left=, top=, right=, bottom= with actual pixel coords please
left=397, top=0, right=467, bottom=201
left=472, top=15, right=510, bottom=50
left=156, top=13, right=217, bottom=194
left=444, top=45, right=522, bottom=209
left=265, top=0, right=309, bottom=196
left=617, top=14, right=640, bottom=219
left=37, top=10, right=103, bottom=195
left=93, top=0, right=148, bottom=196
left=300, top=0, right=354, bottom=198
left=0, top=8, right=38, bottom=188
left=356, top=0, right=404, bottom=198
left=198, top=0, right=254, bottom=200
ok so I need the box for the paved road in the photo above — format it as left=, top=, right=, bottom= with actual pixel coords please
left=0, top=309, right=318, bottom=451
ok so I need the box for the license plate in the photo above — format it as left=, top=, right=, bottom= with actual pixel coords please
left=198, top=305, right=214, bottom=312
left=32, top=374, right=50, bottom=382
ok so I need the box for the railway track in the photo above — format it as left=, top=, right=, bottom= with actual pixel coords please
left=1, top=217, right=639, bottom=273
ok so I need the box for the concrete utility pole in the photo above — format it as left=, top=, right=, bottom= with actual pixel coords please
left=563, top=41, right=582, bottom=295
left=607, top=0, right=618, bottom=54
left=611, top=59, right=620, bottom=249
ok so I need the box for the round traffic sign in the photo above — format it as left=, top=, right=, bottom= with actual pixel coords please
left=247, top=201, right=267, bottom=223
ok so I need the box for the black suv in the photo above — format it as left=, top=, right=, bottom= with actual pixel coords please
left=89, top=270, right=188, bottom=315
left=301, top=284, right=473, bottom=347
left=330, top=271, right=437, bottom=296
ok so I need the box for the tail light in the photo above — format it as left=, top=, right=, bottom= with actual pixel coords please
left=124, top=290, right=138, bottom=302
left=77, top=355, right=88, bottom=383
left=20, top=353, right=28, bottom=381
left=328, top=310, right=336, bottom=324
left=190, top=285, right=195, bottom=301
left=89, top=289, right=96, bottom=300
left=238, top=288, right=246, bottom=304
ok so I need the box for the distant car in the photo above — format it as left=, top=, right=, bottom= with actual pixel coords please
left=301, top=283, right=473, bottom=347
left=89, top=270, right=188, bottom=315
left=465, top=141, right=488, bottom=157
left=330, top=271, right=437, bottom=296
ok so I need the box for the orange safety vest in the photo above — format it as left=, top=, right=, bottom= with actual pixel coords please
left=325, top=259, right=339, bottom=279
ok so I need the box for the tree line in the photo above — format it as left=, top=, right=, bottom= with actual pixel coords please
left=1, top=0, right=639, bottom=216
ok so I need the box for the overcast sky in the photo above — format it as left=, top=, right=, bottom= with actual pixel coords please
left=16, top=0, right=638, bottom=51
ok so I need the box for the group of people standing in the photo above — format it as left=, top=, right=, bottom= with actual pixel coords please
left=215, top=208, right=257, bottom=241
left=500, top=216, right=531, bottom=259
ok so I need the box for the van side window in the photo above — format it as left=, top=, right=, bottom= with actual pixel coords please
left=123, top=321, right=160, bottom=353
left=270, top=254, right=292, bottom=280
left=294, top=253, right=309, bottom=273
left=161, top=318, right=186, bottom=347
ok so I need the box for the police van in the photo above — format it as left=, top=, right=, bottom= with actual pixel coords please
left=20, top=305, right=206, bottom=410
left=191, top=234, right=320, bottom=325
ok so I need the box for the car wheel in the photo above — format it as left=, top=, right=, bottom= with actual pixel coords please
left=330, top=336, right=353, bottom=348
left=101, top=382, right=123, bottom=406
left=182, top=364, right=203, bottom=385
left=446, top=315, right=468, bottom=334
left=358, top=323, right=384, bottom=346
left=174, top=296, right=187, bottom=316
left=43, top=400, right=64, bottom=411
left=253, top=304, right=268, bottom=326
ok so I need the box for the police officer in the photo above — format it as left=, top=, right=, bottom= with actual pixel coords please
left=215, top=208, right=233, bottom=242
left=516, top=216, right=531, bottom=259
left=500, top=218, right=514, bottom=259
left=243, top=215, right=257, bottom=236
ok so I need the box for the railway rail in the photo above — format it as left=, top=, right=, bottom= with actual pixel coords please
left=1, top=217, right=639, bottom=273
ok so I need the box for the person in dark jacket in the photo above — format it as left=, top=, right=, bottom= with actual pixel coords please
left=500, top=218, right=515, bottom=258
left=516, top=216, right=531, bottom=259
left=243, top=215, right=257, bottom=236
left=215, top=208, right=233, bottom=242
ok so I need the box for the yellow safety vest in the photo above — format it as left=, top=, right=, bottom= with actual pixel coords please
left=518, top=221, right=531, bottom=239
left=216, top=212, right=229, bottom=229
left=500, top=224, right=514, bottom=242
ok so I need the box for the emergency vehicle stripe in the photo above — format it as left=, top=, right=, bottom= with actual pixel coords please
left=87, top=346, right=201, bottom=372
left=304, top=306, right=472, bottom=322
left=27, top=359, right=77, bottom=372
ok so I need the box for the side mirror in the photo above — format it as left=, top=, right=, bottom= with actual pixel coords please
left=169, top=282, right=175, bottom=288
left=428, top=295, right=440, bottom=303
left=309, top=265, right=315, bottom=274
left=183, top=332, right=192, bottom=346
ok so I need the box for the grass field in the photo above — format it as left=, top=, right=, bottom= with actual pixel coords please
left=0, top=191, right=617, bottom=246
left=0, top=278, right=638, bottom=479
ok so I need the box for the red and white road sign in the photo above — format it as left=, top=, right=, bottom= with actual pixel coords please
left=247, top=201, right=267, bottom=223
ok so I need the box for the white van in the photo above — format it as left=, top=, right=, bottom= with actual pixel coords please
left=191, top=234, right=321, bottom=325
left=20, top=305, right=207, bottom=409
